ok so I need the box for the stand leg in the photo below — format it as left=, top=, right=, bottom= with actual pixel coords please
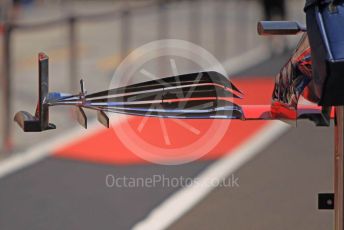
left=335, top=106, right=344, bottom=230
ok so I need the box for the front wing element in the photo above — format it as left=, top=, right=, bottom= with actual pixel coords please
left=14, top=53, right=332, bottom=132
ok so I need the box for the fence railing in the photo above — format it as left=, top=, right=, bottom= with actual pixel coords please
left=1, top=0, right=179, bottom=153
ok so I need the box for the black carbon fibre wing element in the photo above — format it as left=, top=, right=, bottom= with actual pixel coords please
left=14, top=53, right=244, bottom=131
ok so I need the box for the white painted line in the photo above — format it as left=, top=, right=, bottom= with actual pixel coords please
left=0, top=115, right=124, bottom=179
left=0, top=126, right=92, bottom=179
left=0, top=44, right=271, bottom=179
left=132, top=121, right=289, bottom=230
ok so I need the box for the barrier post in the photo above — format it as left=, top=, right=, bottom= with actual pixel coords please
left=188, top=0, right=201, bottom=45
left=214, top=0, right=227, bottom=60
left=120, top=7, right=131, bottom=61
left=68, top=16, right=78, bottom=92
left=1, top=22, right=13, bottom=154
left=335, top=106, right=344, bottom=230
left=158, top=0, right=168, bottom=39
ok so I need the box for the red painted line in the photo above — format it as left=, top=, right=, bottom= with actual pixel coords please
left=54, top=78, right=275, bottom=165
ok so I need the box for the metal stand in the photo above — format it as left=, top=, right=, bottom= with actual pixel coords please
left=335, top=106, right=344, bottom=230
